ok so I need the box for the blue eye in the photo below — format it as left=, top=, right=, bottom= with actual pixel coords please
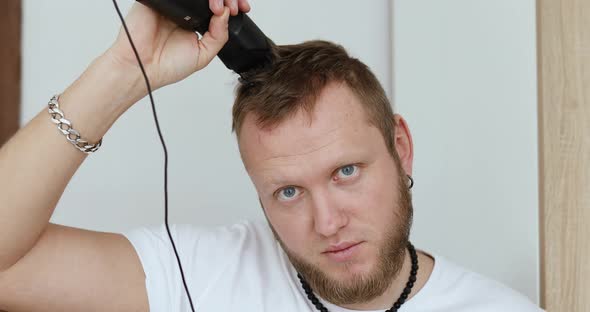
left=341, top=165, right=355, bottom=176
left=277, top=186, right=300, bottom=201
left=337, top=165, right=358, bottom=178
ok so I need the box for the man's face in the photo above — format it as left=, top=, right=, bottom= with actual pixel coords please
left=238, top=82, right=413, bottom=305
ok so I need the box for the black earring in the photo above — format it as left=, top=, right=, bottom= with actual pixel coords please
left=408, top=175, right=414, bottom=189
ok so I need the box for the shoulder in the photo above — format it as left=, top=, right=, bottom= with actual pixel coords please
left=410, top=253, right=544, bottom=312
left=120, top=220, right=280, bottom=310
left=121, top=219, right=275, bottom=259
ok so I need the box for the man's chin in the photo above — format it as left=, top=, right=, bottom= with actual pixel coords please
left=318, top=260, right=376, bottom=283
left=301, top=262, right=389, bottom=306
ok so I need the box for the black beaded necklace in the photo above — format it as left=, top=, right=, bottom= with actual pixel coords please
left=297, top=242, right=419, bottom=312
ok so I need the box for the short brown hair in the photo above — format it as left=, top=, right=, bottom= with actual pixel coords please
left=232, top=40, right=398, bottom=157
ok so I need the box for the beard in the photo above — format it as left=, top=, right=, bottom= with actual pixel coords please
left=265, top=166, right=414, bottom=306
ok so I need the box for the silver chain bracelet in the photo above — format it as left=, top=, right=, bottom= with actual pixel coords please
left=47, top=95, right=102, bottom=154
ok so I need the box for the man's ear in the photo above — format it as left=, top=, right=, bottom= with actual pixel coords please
left=393, top=114, right=414, bottom=176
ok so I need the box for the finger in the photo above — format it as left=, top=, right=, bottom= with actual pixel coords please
left=238, top=0, right=251, bottom=13
left=209, top=0, right=225, bottom=15
left=197, top=7, right=230, bottom=67
left=224, top=0, right=239, bottom=15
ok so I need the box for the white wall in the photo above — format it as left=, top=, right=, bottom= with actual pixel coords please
left=21, top=0, right=539, bottom=304
left=392, top=0, right=539, bottom=303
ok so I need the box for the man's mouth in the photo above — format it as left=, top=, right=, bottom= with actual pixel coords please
left=323, top=241, right=363, bottom=262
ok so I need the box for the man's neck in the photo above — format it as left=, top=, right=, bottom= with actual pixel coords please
left=338, top=250, right=435, bottom=311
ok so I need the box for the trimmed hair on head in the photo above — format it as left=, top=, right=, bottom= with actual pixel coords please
left=232, top=40, right=398, bottom=157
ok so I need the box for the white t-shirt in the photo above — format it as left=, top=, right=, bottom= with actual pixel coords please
left=123, top=220, right=543, bottom=312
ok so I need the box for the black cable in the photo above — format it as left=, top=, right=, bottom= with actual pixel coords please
left=111, top=1, right=197, bottom=311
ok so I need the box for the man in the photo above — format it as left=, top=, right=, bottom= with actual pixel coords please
left=0, top=1, right=543, bottom=311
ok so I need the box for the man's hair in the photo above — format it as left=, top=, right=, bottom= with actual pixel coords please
left=232, top=40, right=398, bottom=157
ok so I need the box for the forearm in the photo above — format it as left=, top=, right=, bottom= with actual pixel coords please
left=0, top=53, right=143, bottom=271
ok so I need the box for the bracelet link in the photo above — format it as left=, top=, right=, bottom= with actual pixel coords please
left=47, top=95, right=103, bottom=154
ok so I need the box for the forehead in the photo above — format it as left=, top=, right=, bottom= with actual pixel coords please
left=238, top=82, right=379, bottom=172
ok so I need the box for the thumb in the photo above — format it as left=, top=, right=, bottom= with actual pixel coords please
left=197, top=7, right=230, bottom=69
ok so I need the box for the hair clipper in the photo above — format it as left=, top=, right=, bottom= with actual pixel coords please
left=136, top=0, right=273, bottom=75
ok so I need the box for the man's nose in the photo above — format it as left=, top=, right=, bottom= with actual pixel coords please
left=311, top=190, right=349, bottom=237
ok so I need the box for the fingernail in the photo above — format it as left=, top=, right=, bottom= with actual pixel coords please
left=217, top=0, right=223, bottom=9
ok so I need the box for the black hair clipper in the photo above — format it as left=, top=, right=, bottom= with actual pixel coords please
left=136, top=0, right=273, bottom=75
